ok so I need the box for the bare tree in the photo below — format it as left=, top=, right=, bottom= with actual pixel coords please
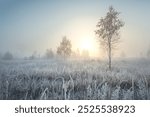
left=95, top=6, right=124, bottom=70
left=45, top=48, right=54, bottom=59
left=57, top=36, right=72, bottom=58
left=71, top=48, right=81, bottom=59
left=29, top=51, right=37, bottom=60
left=2, top=51, right=13, bottom=60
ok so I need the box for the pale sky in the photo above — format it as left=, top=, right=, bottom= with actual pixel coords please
left=0, top=0, right=150, bottom=58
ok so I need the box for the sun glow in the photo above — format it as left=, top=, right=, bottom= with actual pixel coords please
left=80, top=37, right=93, bottom=50
left=79, top=36, right=99, bottom=57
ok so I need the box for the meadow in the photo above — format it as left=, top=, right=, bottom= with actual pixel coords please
left=0, top=58, right=150, bottom=100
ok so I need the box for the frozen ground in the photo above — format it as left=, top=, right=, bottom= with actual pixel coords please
left=0, top=58, right=150, bottom=100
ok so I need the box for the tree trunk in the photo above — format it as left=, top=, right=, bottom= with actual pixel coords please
left=108, top=40, right=111, bottom=70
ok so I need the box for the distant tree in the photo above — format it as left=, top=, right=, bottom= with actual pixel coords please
left=57, top=36, right=72, bottom=58
left=71, top=48, right=81, bottom=58
left=29, top=55, right=35, bottom=60
left=76, top=48, right=80, bottom=57
left=95, top=6, right=124, bottom=70
left=2, top=52, right=13, bottom=60
left=71, top=50, right=77, bottom=58
left=45, top=49, right=54, bottom=59
left=29, top=51, right=37, bottom=60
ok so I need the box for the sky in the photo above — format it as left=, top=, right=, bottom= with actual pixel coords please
left=0, top=0, right=150, bottom=58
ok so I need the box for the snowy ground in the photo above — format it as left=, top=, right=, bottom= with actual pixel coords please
left=0, top=58, right=150, bottom=100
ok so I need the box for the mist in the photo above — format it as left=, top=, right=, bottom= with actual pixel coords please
left=0, top=0, right=150, bottom=100
left=0, top=0, right=150, bottom=59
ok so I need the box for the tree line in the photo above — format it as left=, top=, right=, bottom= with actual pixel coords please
left=1, top=6, right=150, bottom=70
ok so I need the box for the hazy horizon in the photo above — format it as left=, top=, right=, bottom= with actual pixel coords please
left=0, top=0, right=150, bottom=58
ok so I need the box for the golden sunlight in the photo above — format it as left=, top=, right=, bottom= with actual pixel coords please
left=80, top=36, right=94, bottom=50
left=79, top=36, right=100, bottom=57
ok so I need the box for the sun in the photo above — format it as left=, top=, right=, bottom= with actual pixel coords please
left=77, top=35, right=99, bottom=57
left=80, top=37, right=93, bottom=51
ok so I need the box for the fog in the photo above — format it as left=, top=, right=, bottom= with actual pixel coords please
left=0, top=0, right=150, bottom=58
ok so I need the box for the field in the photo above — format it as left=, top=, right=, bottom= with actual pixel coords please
left=0, top=58, right=150, bottom=100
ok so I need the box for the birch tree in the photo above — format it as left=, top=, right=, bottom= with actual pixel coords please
left=95, top=6, right=124, bottom=70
